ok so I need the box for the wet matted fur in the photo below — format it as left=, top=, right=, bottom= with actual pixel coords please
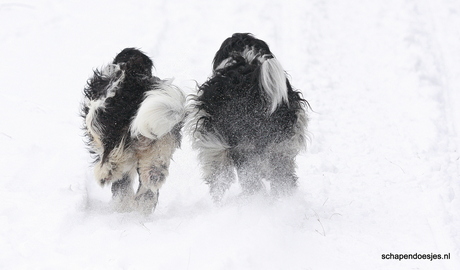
left=82, top=48, right=185, bottom=213
left=188, top=33, right=309, bottom=203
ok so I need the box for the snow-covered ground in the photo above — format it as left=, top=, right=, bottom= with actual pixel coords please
left=1, top=0, right=459, bottom=269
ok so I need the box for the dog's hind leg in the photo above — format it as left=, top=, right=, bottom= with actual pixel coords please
left=111, top=169, right=136, bottom=211
left=234, top=154, right=265, bottom=196
left=135, top=182, right=160, bottom=214
left=267, top=152, right=298, bottom=197
left=135, top=134, right=178, bottom=214
left=197, top=140, right=235, bottom=204
left=205, top=160, right=235, bottom=204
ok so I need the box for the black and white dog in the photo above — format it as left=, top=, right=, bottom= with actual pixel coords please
left=188, top=33, right=308, bottom=203
left=82, top=48, right=185, bottom=213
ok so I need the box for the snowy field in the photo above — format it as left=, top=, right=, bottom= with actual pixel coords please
left=1, top=0, right=459, bottom=269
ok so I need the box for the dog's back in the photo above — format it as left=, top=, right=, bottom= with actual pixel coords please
left=196, top=58, right=302, bottom=150
left=83, top=48, right=155, bottom=164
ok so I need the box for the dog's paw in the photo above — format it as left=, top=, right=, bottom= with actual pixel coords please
left=134, top=189, right=159, bottom=215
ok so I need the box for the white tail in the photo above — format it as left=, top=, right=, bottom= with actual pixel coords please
left=259, top=57, right=288, bottom=113
left=130, top=79, right=185, bottom=139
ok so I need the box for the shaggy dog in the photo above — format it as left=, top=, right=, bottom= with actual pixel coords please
left=188, top=33, right=308, bottom=203
left=82, top=48, right=185, bottom=213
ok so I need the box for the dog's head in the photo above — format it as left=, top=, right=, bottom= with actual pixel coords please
left=113, top=48, right=153, bottom=76
left=212, top=33, right=288, bottom=113
left=212, top=33, right=274, bottom=70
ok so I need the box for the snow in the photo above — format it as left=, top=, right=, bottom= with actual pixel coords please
left=1, top=0, right=459, bottom=269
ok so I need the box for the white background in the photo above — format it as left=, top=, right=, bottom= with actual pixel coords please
left=1, top=0, right=459, bottom=269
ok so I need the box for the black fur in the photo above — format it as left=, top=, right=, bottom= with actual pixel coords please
left=83, top=48, right=158, bottom=163
left=196, top=58, right=304, bottom=150
left=212, top=33, right=272, bottom=70
left=82, top=48, right=184, bottom=213
left=190, top=33, right=309, bottom=202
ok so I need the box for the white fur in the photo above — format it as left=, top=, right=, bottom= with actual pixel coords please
left=84, top=65, right=126, bottom=150
left=195, top=132, right=232, bottom=179
left=242, top=47, right=259, bottom=63
left=259, top=57, right=288, bottom=113
left=101, top=64, right=125, bottom=100
left=84, top=99, right=105, bottom=150
left=186, top=103, right=231, bottom=170
left=130, top=79, right=185, bottom=139
left=101, top=64, right=120, bottom=77
left=215, top=47, right=260, bottom=71
left=215, top=57, right=234, bottom=71
left=83, top=64, right=133, bottom=185
left=192, top=127, right=231, bottom=154
left=93, top=137, right=136, bottom=186
left=294, top=107, right=309, bottom=151
left=243, top=47, right=289, bottom=113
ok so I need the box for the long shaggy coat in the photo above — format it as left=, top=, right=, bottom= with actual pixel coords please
left=188, top=33, right=309, bottom=203
left=82, top=48, right=185, bottom=213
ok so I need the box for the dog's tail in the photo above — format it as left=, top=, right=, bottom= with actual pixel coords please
left=259, top=56, right=289, bottom=114
left=130, top=79, right=186, bottom=140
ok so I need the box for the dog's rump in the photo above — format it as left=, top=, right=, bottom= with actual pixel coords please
left=195, top=61, right=305, bottom=150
